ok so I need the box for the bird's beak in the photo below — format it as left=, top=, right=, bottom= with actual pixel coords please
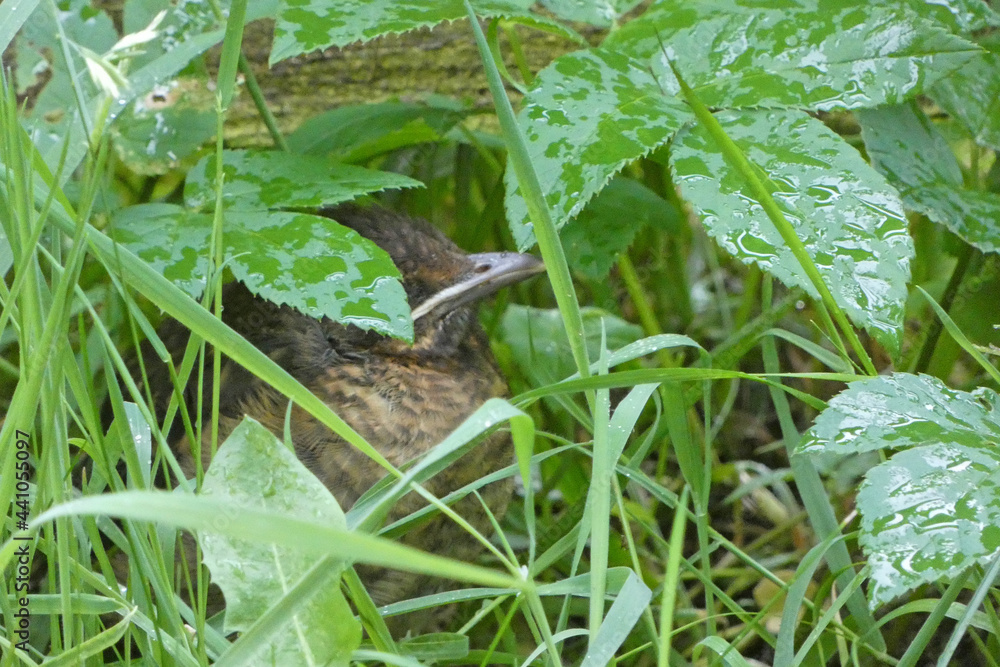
left=411, top=252, right=546, bottom=321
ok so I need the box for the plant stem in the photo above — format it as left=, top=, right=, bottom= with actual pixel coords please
left=463, top=2, right=593, bottom=403
left=912, top=242, right=975, bottom=374
left=239, top=54, right=289, bottom=151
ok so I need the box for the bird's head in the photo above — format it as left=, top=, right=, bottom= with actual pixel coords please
left=322, top=204, right=545, bottom=355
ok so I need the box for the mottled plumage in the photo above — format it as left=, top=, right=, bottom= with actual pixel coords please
left=140, top=204, right=544, bottom=628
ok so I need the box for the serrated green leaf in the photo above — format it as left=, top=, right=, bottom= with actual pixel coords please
left=671, top=109, right=913, bottom=357
left=606, top=0, right=981, bottom=111
left=110, top=205, right=414, bottom=340
left=799, top=373, right=1000, bottom=608
left=931, top=48, right=1000, bottom=152
left=860, top=443, right=1000, bottom=608
left=561, top=178, right=680, bottom=281
left=129, top=149, right=421, bottom=340
left=859, top=103, right=1000, bottom=254
left=109, top=204, right=213, bottom=298
left=184, top=149, right=423, bottom=211
left=287, top=100, right=467, bottom=162
left=504, top=47, right=693, bottom=250
left=226, top=210, right=412, bottom=339
left=908, top=0, right=1000, bottom=33
left=799, top=373, right=1000, bottom=456
left=270, top=0, right=537, bottom=64
left=200, top=418, right=360, bottom=665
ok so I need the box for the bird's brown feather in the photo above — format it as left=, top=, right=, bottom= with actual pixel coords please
left=137, top=204, right=533, bottom=630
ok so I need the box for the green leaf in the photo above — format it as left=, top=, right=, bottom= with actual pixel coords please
left=605, top=0, right=981, bottom=111
left=799, top=373, right=1000, bottom=608
left=225, top=210, right=412, bottom=336
left=0, top=0, right=40, bottom=56
left=111, top=78, right=216, bottom=175
left=123, top=0, right=276, bottom=66
left=909, top=0, right=1000, bottom=33
left=109, top=204, right=213, bottom=298
left=862, top=442, right=1000, bottom=609
left=30, top=492, right=521, bottom=588
left=859, top=103, right=1000, bottom=254
left=504, top=47, right=693, bottom=250
left=398, top=633, right=469, bottom=661
left=538, top=0, right=643, bottom=27
left=561, top=178, right=681, bottom=281
left=671, top=109, right=913, bottom=357
left=183, top=149, right=423, bottom=211
left=0, top=224, right=13, bottom=276
left=500, top=305, right=644, bottom=385
left=930, top=47, right=1000, bottom=152
left=347, top=397, right=534, bottom=533
left=16, top=0, right=250, bottom=176
left=14, top=0, right=117, bottom=171
left=287, top=99, right=467, bottom=162
left=110, top=204, right=414, bottom=340
left=580, top=570, right=651, bottom=667
left=200, top=418, right=361, bottom=665
left=859, top=103, right=963, bottom=189
left=800, top=373, right=1000, bottom=456
left=697, top=637, right=753, bottom=667
left=270, top=0, right=537, bottom=64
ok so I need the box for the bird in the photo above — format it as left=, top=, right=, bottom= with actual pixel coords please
left=134, top=203, right=545, bottom=630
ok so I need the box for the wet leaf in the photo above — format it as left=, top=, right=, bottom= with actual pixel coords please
left=671, top=109, right=913, bottom=357
left=200, top=418, right=360, bottom=665
left=581, top=570, right=652, bottom=667
left=111, top=77, right=216, bottom=175
left=912, top=0, right=1000, bottom=33
left=228, top=210, right=411, bottom=337
left=122, top=0, right=276, bottom=68
left=110, top=204, right=414, bottom=340
left=184, top=149, right=422, bottom=211
left=798, top=373, right=1000, bottom=608
left=504, top=47, right=693, bottom=250
left=605, top=0, right=981, bottom=111
left=109, top=204, right=213, bottom=298
left=800, top=373, right=1000, bottom=456
left=930, top=47, right=1000, bottom=152
left=858, top=443, right=1000, bottom=609
left=270, top=0, right=564, bottom=64
left=859, top=103, right=1000, bottom=254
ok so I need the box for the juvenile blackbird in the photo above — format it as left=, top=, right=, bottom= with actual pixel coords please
left=139, top=203, right=544, bottom=623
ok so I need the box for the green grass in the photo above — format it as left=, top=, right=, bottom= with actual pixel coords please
left=3, top=1, right=1000, bottom=665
